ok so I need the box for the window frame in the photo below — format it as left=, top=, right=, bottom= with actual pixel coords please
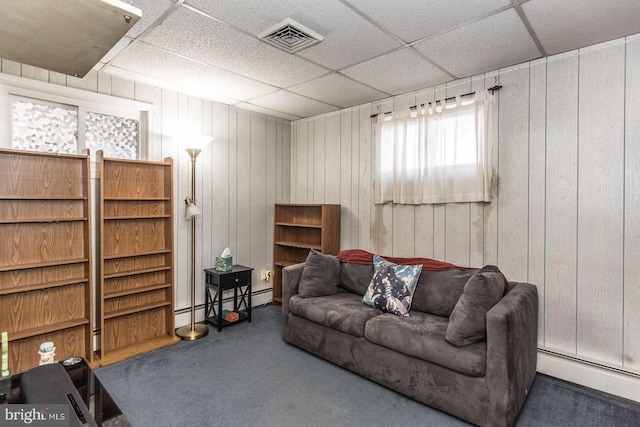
left=0, top=73, right=153, bottom=162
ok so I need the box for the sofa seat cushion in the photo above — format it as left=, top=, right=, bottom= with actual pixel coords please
left=364, top=311, right=487, bottom=377
left=289, top=291, right=382, bottom=338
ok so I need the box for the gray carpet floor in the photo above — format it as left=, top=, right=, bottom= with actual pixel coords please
left=95, top=304, right=640, bottom=427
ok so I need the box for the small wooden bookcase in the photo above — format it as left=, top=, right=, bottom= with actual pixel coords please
left=97, top=152, right=179, bottom=366
left=272, top=204, right=340, bottom=305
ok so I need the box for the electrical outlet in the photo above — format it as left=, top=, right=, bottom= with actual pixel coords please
left=261, top=269, right=272, bottom=281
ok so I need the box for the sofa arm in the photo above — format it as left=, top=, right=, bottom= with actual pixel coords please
left=281, top=262, right=305, bottom=321
left=485, top=282, right=538, bottom=427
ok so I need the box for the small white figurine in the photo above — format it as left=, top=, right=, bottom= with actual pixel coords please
left=38, top=341, right=56, bottom=365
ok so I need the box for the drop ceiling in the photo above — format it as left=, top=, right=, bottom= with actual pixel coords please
left=22, top=0, right=640, bottom=120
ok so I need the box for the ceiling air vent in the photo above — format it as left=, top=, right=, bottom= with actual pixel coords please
left=257, top=18, right=323, bottom=53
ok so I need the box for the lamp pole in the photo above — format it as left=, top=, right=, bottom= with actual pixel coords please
left=176, top=147, right=208, bottom=340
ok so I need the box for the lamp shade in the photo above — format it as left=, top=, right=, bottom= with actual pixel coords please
left=185, top=200, right=201, bottom=220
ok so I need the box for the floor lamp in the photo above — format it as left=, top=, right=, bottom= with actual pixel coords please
left=176, top=136, right=211, bottom=341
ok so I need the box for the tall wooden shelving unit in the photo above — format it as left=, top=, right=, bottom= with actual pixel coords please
left=98, top=152, right=179, bottom=366
left=272, top=204, right=341, bottom=305
left=0, top=148, right=94, bottom=373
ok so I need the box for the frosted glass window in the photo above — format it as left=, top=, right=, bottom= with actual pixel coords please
left=11, top=99, right=78, bottom=153
left=85, top=112, right=138, bottom=159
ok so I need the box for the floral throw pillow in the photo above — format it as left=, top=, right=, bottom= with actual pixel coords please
left=362, top=255, right=422, bottom=317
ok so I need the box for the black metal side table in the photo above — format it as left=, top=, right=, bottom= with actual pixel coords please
left=204, top=265, right=253, bottom=332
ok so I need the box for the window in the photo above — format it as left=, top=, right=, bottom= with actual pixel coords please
left=85, top=111, right=138, bottom=159
left=11, top=98, right=78, bottom=153
left=374, top=90, right=493, bottom=205
left=1, top=74, right=152, bottom=161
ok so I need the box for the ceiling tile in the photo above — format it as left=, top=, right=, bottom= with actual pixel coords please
left=345, top=0, right=511, bottom=43
left=127, top=0, right=176, bottom=38
left=235, top=103, right=301, bottom=121
left=522, top=0, right=640, bottom=55
left=413, top=9, right=541, bottom=78
left=184, top=0, right=401, bottom=69
left=249, top=90, right=339, bottom=118
left=142, top=6, right=327, bottom=88
left=288, top=73, right=388, bottom=108
left=105, top=65, right=240, bottom=106
left=342, top=48, right=452, bottom=95
left=108, top=42, right=277, bottom=101
left=101, top=36, right=135, bottom=64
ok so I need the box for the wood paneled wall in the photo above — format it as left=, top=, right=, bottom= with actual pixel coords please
left=291, top=35, right=640, bottom=373
left=0, top=59, right=291, bottom=326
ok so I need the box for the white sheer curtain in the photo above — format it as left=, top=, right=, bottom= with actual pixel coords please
left=374, top=89, right=493, bottom=205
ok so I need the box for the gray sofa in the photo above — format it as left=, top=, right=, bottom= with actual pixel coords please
left=281, top=253, right=538, bottom=427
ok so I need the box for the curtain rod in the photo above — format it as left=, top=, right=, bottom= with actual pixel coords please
left=369, top=84, right=502, bottom=118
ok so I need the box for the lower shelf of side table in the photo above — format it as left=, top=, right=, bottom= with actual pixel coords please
left=205, top=309, right=249, bottom=328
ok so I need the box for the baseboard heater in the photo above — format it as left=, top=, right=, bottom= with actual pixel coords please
left=538, top=347, right=640, bottom=379
left=20, top=363, right=98, bottom=427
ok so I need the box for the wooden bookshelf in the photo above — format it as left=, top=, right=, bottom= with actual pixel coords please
left=0, top=148, right=94, bottom=373
left=272, top=204, right=340, bottom=305
left=97, top=152, right=179, bottom=366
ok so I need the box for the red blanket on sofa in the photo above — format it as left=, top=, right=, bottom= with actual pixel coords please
left=336, top=249, right=474, bottom=271
left=336, top=249, right=508, bottom=288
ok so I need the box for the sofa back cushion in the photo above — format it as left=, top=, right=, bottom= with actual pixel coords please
left=445, top=270, right=506, bottom=346
left=298, top=249, right=340, bottom=298
left=411, top=269, right=477, bottom=317
left=339, top=262, right=374, bottom=296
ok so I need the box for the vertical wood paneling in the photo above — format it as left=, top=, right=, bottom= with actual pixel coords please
left=358, top=105, right=373, bottom=252
left=175, top=93, right=191, bottom=308
left=624, top=36, right=640, bottom=370
left=293, top=121, right=309, bottom=202
left=483, top=73, right=500, bottom=266
left=577, top=43, right=625, bottom=363
left=201, top=99, right=213, bottom=292
left=349, top=109, right=361, bottom=249
left=48, top=71, right=67, bottom=86
left=211, top=104, right=230, bottom=252
left=265, top=118, right=277, bottom=286
left=340, top=110, right=353, bottom=248
left=392, top=204, right=415, bottom=257
left=21, top=64, right=49, bottom=82
left=313, top=116, right=326, bottom=202
left=497, top=67, right=530, bottom=281
left=325, top=113, right=341, bottom=204
left=528, top=60, right=547, bottom=343
left=281, top=122, right=292, bottom=203
left=1, top=59, right=22, bottom=76
left=111, top=75, right=134, bottom=99
left=160, top=89, right=182, bottom=307
left=544, top=54, right=579, bottom=352
left=235, top=111, right=252, bottom=266
left=250, top=114, right=267, bottom=287
left=97, top=72, right=112, bottom=95
left=227, top=109, right=239, bottom=273
left=470, top=76, right=488, bottom=268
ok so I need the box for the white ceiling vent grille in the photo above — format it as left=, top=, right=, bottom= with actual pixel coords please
left=257, top=18, right=323, bottom=53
